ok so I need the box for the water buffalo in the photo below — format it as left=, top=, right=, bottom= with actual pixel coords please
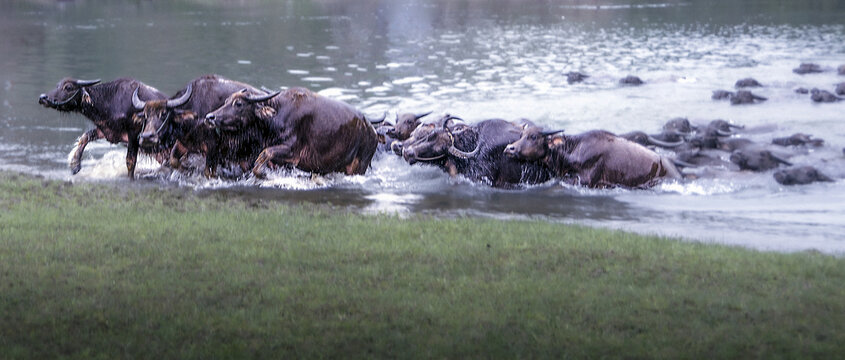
left=735, top=78, right=762, bottom=88
left=566, top=71, right=589, bottom=84
left=810, top=88, right=842, bottom=103
left=774, top=166, right=833, bottom=185
left=662, top=117, right=695, bottom=135
left=620, top=75, right=644, bottom=86
left=131, top=74, right=265, bottom=177
left=377, top=111, right=430, bottom=153
left=730, top=90, right=767, bottom=105
left=504, top=126, right=681, bottom=189
left=204, top=87, right=378, bottom=178
left=685, top=119, right=744, bottom=150
left=772, top=133, right=824, bottom=147
left=712, top=90, right=733, bottom=100
left=730, top=148, right=792, bottom=171
left=400, top=118, right=551, bottom=188
left=38, top=77, right=168, bottom=177
left=835, top=82, right=845, bottom=96
left=793, top=63, right=823, bottom=74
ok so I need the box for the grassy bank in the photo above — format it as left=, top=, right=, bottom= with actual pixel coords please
left=0, top=171, right=843, bottom=359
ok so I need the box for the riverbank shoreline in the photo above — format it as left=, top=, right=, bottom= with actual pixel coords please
left=1, top=170, right=843, bottom=358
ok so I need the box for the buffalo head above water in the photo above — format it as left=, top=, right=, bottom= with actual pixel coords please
left=204, top=89, right=280, bottom=131
left=38, top=78, right=101, bottom=111
left=132, top=84, right=193, bottom=149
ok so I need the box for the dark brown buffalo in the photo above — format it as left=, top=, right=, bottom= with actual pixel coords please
left=400, top=118, right=551, bottom=188
left=38, top=77, right=167, bottom=178
left=774, top=166, right=833, bottom=185
left=793, top=63, right=823, bottom=74
left=504, top=126, right=680, bottom=189
left=810, top=88, right=842, bottom=103
left=204, top=87, right=378, bottom=178
left=131, top=74, right=263, bottom=177
left=729, top=148, right=791, bottom=171
left=374, top=111, right=430, bottom=153
left=620, top=75, right=644, bottom=86
left=772, top=133, right=824, bottom=147
left=735, top=78, right=762, bottom=88
left=730, top=90, right=767, bottom=105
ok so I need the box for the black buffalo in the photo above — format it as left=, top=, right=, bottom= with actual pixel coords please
left=730, top=90, right=767, bottom=105
left=39, top=77, right=168, bottom=178
left=131, top=74, right=264, bottom=177
left=400, top=118, right=551, bottom=188
left=774, top=166, right=833, bottom=186
left=793, top=63, right=823, bottom=75
left=204, top=88, right=378, bottom=178
left=620, top=75, right=644, bottom=86
left=729, top=148, right=792, bottom=171
left=504, top=126, right=680, bottom=189
left=810, top=88, right=842, bottom=103
left=735, top=78, right=762, bottom=88
left=772, top=133, right=824, bottom=147
left=375, top=111, right=430, bottom=153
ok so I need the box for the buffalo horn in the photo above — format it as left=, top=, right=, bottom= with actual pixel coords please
left=131, top=87, right=146, bottom=110
left=166, top=83, right=193, bottom=108
left=246, top=90, right=281, bottom=103
left=715, top=128, right=733, bottom=137
left=73, top=79, right=101, bottom=87
left=541, top=130, right=564, bottom=137
left=414, top=111, right=433, bottom=120
left=441, top=115, right=463, bottom=128
left=647, top=136, right=684, bottom=148
left=729, top=124, right=745, bottom=129
left=448, top=142, right=480, bottom=159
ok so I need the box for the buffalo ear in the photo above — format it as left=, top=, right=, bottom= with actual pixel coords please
left=548, top=137, right=564, bottom=146
left=255, top=105, right=276, bottom=120
left=81, top=88, right=92, bottom=105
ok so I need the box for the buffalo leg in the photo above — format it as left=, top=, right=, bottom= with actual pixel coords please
left=126, top=137, right=139, bottom=180
left=252, top=145, right=294, bottom=179
left=169, top=141, right=189, bottom=170
left=69, top=128, right=104, bottom=175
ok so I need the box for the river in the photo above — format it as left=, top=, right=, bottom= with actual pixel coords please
left=1, top=0, right=844, bottom=253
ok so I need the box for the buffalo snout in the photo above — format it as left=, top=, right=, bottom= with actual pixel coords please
left=204, top=113, right=218, bottom=128
left=503, top=144, right=517, bottom=157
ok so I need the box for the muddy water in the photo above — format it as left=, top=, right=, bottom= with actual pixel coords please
left=1, top=0, right=844, bottom=253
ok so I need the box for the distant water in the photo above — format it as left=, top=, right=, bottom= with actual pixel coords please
left=1, top=0, right=844, bottom=253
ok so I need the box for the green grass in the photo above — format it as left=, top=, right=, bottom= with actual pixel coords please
left=0, top=171, right=843, bottom=359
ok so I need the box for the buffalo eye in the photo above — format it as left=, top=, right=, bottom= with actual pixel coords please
left=234, top=100, right=243, bottom=109
left=64, top=84, right=74, bottom=91
left=427, top=133, right=438, bottom=142
left=136, top=113, right=146, bottom=119
left=529, top=134, right=538, bottom=141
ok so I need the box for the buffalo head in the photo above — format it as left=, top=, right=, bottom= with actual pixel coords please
left=132, top=84, right=193, bottom=149
left=504, top=124, right=562, bottom=161
left=38, top=78, right=101, bottom=112
left=204, top=89, right=280, bottom=131
left=401, top=115, right=477, bottom=164
left=387, top=111, right=431, bottom=141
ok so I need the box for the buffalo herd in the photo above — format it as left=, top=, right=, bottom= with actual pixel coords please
left=39, top=64, right=844, bottom=189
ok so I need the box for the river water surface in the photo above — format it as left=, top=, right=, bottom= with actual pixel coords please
left=2, top=0, right=844, bottom=253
